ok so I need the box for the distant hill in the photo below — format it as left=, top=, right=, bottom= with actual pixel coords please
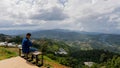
left=0, top=30, right=34, bottom=35
left=0, top=34, right=12, bottom=42
left=31, top=29, right=83, bottom=40
left=29, top=29, right=120, bottom=53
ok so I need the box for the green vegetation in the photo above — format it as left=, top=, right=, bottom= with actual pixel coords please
left=0, top=34, right=11, bottom=42
left=88, top=56, right=120, bottom=68
left=31, top=38, right=120, bottom=68
left=0, top=47, right=18, bottom=60
left=71, top=49, right=120, bottom=68
left=8, top=36, right=23, bottom=44
left=42, top=56, right=56, bottom=62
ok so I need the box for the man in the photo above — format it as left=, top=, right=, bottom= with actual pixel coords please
left=22, top=33, right=37, bottom=59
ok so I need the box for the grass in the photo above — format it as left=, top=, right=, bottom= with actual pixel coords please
left=43, top=56, right=56, bottom=62
left=38, top=55, right=68, bottom=68
left=0, top=47, right=18, bottom=60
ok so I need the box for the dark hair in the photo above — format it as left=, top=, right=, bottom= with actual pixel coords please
left=26, top=33, right=31, bottom=36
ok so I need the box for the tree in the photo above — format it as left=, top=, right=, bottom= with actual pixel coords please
left=106, top=56, right=120, bottom=68
left=100, top=53, right=107, bottom=62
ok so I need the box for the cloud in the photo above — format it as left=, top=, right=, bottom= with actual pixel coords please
left=92, top=0, right=98, bottom=4
left=62, top=0, right=120, bottom=34
left=0, top=0, right=120, bottom=34
left=74, top=6, right=120, bottom=34
left=30, top=7, right=69, bottom=21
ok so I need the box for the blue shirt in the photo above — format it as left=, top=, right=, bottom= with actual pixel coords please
left=22, top=38, right=32, bottom=53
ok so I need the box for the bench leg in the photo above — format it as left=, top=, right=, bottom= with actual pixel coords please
left=36, top=55, right=38, bottom=64
left=31, top=55, right=34, bottom=61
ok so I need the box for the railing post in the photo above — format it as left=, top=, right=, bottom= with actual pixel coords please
left=19, top=48, right=22, bottom=56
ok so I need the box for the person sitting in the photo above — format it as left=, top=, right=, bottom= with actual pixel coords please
left=22, top=33, right=37, bottom=59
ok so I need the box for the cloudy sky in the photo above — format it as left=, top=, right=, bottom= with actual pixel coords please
left=0, top=0, right=120, bottom=34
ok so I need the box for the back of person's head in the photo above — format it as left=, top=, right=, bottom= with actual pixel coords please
left=26, top=33, right=31, bottom=36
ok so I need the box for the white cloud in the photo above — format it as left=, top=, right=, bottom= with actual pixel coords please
left=0, top=0, right=120, bottom=34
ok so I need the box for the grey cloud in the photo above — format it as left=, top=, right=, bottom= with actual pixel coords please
left=0, top=20, right=13, bottom=27
left=112, top=7, right=120, bottom=17
left=17, top=23, right=38, bottom=27
left=77, top=7, right=120, bottom=34
left=30, top=7, right=69, bottom=21
left=0, top=0, right=120, bottom=34
left=0, top=20, right=37, bottom=28
left=16, top=0, right=35, bottom=5
left=113, top=7, right=120, bottom=13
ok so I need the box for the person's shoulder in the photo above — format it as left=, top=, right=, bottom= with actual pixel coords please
left=23, top=38, right=28, bottom=41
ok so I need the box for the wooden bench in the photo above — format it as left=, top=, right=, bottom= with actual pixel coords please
left=31, top=51, right=42, bottom=64
left=19, top=48, right=43, bottom=65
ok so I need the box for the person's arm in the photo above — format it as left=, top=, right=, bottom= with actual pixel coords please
left=28, top=40, right=32, bottom=46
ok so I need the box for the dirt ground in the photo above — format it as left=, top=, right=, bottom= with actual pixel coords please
left=0, top=56, right=39, bottom=68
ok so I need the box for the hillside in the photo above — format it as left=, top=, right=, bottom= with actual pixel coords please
left=0, top=30, right=34, bottom=35
left=29, top=29, right=120, bottom=53
left=30, top=38, right=120, bottom=68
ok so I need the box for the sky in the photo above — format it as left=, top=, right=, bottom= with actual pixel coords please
left=0, top=0, right=120, bottom=34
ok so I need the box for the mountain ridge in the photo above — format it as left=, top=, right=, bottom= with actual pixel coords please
left=0, top=29, right=120, bottom=35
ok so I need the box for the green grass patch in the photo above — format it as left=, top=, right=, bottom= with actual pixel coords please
left=0, top=47, right=18, bottom=60
left=43, top=56, right=55, bottom=62
left=39, top=55, right=59, bottom=64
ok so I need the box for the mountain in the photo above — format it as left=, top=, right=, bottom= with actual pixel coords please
left=0, top=30, right=34, bottom=35
left=29, top=29, right=120, bottom=53
left=30, top=29, right=82, bottom=40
